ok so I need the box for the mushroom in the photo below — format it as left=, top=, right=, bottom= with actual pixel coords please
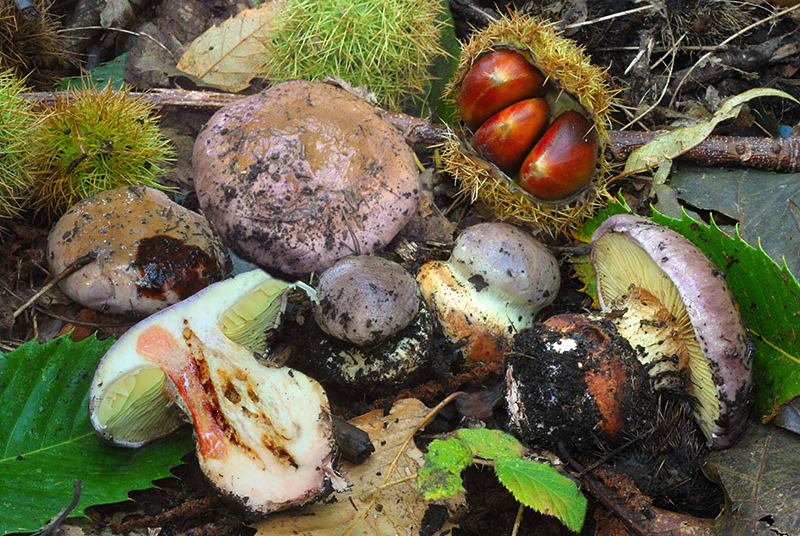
left=192, top=80, right=422, bottom=280
left=285, top=255, right=434, bottom=395
left=314, top=255, right=420, bottom=346
left=417, top=222, right=560, bottom=365
left=47, top=185, right=230, bottom=317
left=89, top=269, right=346, bottom=515
left=505, top=313, right=658, bottom=451
left=590, top=214, right=752, bottom=449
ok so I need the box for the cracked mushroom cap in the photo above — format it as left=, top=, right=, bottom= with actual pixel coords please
left=47, top=185, right=230, bottom=317
left=591, top=214, right=752, bottom=448
left=192, top=80, right=422, bottom=280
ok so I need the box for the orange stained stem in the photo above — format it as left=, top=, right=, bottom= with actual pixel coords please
left=136, top=324, right=228, bottom=459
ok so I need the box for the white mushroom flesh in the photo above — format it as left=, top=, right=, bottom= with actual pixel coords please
left=90, top=270, right=344, bottom=514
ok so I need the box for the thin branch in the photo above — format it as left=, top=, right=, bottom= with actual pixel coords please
left=23, top=89, right=800, bottom=172
left=12, top=252, right=96, bottom=320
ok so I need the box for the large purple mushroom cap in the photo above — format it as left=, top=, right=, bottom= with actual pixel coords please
left=192, top=80, right=422, bottom=280
left=591, top=213, right=753, bottom=449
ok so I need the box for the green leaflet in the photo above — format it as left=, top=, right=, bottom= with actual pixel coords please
left=495, top=456, right=586, bottom=533
left=0, top=334, right=193, bottom=535
left=418, top=428, right=586, bottom=532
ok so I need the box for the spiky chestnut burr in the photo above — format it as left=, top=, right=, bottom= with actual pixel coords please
left=0, top=0, right=73, bottom=89
left=261, top=0, right=446, bottom=115
left=0, top=70, right=42, bottom=226
left=440, top=12, right=617, bottom=237
left=26, top=82, right=175, bottom=221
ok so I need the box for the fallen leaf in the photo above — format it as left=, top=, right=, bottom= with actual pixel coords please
left=254, top=398, right=462, bottom=536
left=667, top=166, right=800, bottom=281
left=623, top=88, right=797, bottom=193
left=0, top=334, right=193, bottom=534
left=704, top=418, right=800, bottom=536
left=176, top=1, right=283, bottom=92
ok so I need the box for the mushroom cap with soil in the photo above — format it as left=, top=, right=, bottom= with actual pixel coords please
left=192, top=80, right=422, bottom=280
left=47, top=185, right=230, bottom=317
left=417, top=222, right=560, bottom=365
left=298, top=254, right=434, bottom=395
left=314, top=255, right=420, bottom=347
left=591, top=214, right=752, bottom=449
left=89, top=269, right=345, bottom=515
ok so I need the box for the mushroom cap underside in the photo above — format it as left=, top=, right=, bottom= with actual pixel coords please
left=591, top=214, right=752, bottom=448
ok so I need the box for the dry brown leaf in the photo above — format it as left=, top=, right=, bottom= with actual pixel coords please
left=176, top=1, right=282, bottom=92
left=254, top=398, right=461, bottom=536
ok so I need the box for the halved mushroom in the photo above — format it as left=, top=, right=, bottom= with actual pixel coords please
left=89, top=269, right=346, bottom=515
left=591, top=214, right=752, bottom=449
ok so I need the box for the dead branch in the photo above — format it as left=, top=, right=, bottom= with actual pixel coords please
left=25, top=88, right=800, bottom=173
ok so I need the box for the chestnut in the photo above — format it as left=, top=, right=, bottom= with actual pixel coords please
left=471, top=97, right=549, bottom=175
left=518, top=111, right=598, bottom=201
left=458, top=49, right=545, bottom=130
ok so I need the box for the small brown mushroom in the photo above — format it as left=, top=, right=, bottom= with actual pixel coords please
left=314, top=255, right=419, bottom=347
left=47, top=185, right=230, bottom=317
left=590, top=214, right=752, bottom=449
left=417, top=222, right=560, bottom=365
left=192, top=80, right=422, bottom=280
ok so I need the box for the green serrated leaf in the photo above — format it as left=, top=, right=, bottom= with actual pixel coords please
left=418, top=437, right=472, bottom=500
left=650, top=209, right=800, bottom=419
left=456, top=428, right=525, bottom=461
left=495, top=456, right=586, bottom=533
left=569, top=194, right=631, bottom=304
left=0, top=334, right=193, bottom=534
left=572, top=194, right=631, bottom=243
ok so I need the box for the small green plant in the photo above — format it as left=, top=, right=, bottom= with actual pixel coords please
left=417, top=428, right=587, bottom=533
left=262, top=0, right=447, bottom=115
left=27, top=80, right=175, bottom=220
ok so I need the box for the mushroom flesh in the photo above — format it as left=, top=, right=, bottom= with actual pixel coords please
left=89, top=269, right=346, bottom=515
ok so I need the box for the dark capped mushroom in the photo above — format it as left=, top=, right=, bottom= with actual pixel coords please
left=285, top=255, right=434, bottom=396
left=192, top=80, right=422, bottom=280
left=314, top=255, right=420, bottom=347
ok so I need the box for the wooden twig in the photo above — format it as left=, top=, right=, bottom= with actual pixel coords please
left=24, top=89, right=800, bottom=172
left=11, top=252, right=96, bottom=320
